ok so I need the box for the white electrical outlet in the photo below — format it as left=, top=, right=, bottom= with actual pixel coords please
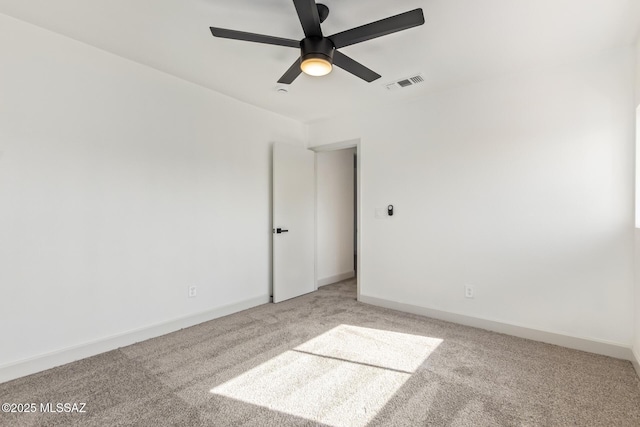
left=188, top=286, right=197, bottom=298
left=464, top=285, right=474, bottom=299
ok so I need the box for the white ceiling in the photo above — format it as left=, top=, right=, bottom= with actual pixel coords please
left=1, top=0, right=639, bottom=123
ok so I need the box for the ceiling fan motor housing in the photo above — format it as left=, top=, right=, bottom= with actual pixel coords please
left=301, top=37, right=335, bottom=64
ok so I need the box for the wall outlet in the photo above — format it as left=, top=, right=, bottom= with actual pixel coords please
left=188, top=286, right=197, bottom=298
left=464, top=285, right=474, bottom=299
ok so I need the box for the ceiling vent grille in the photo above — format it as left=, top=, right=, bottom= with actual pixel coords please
left=385, top=73, right=425, bottom=91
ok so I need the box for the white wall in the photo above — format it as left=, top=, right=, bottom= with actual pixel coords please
left=634, top=37, right=640, bottom=364
left=636, top=38, right=640, bottom=104
left=0, top=15, right=305, bottom=371
left=309, top=47, right=636, bottom=346
left=316, top=149, right=355, bottom=285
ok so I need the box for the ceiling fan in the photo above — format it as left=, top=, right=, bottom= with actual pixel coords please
left=209, top=0, right=425, bottom=85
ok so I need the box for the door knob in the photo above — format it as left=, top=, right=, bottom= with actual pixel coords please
left=274, top=228, right=289, bottom=234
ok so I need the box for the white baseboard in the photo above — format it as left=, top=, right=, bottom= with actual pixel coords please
left=632, top=348, right=640, bottom=379
left=0, top=295, right=270, bottom=384
left=317, top=271, right=355, bottom=287
left=359, top=295, right=633, bottom=361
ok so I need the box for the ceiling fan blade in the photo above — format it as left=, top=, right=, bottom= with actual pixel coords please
left=210, top=27, right=300, bottom=48
left=328, top=8, right=424, bottom=49
left=278, top=58, right=303, bottom=84
left=293, top=0, right=323, bottom=38
left=332, top=51, right=381, bottom=82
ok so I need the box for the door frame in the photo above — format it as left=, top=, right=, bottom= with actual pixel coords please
left=310, top=138, right=361, bottom=301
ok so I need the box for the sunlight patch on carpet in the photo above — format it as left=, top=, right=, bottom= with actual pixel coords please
left=210, top=325, right=442, bottom=426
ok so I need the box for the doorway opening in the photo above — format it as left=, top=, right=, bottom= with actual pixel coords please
left=312, top=139, right=361, bottom=300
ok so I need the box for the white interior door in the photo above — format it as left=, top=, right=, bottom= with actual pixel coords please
left=273, top=142, right=315, bottom=303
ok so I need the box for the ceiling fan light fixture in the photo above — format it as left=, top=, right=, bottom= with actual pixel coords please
left=301, top=55, right=332, bottom=76
left=299, top=37, right=334, bottom=77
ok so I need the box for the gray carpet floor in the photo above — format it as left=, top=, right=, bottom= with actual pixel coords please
left=1, top=279, right=640, bottom=426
